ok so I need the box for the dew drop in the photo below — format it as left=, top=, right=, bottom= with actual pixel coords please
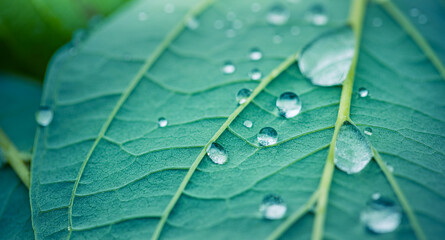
left=164, top=3, right=175, bottom=13
left=334, top=122, right=373, bottom=174
left=158, top=117, right=168, bottom=127
left=249, top=68, right=262, bottom=80
left=358, top=87, right=369, bottom=97
left=226, top=12, right=237, bottom=21
left=138, top=12, right=148, bottom=21
left=372, top=192, right=381, bottom=200
left=251, top=3, right=262, bottom=13
left=266, top=4, right=290, bottom=26
left=387, top=164, right=394, bottom=173
left=226, top=29, right=236, bottom=38
left=306, top=4, right=328, bottom=26
left=233, top=19, right=243, bottom=29
left=273, top=35, right=283, bottom=44
left=257, top=127, right=278, bottom=146
left=249, top=48, right=263, bottom=61
left=214, top=20, right=224, bottom=29
left=206, top=143, right=228, bottom=164
left=276, top=92, right=302, bottom=118
left=36, top=107, right=54, bottom=127
left=186, top=17, right=199, bottom=30
left=299, top=27, right=355, bottom=86
left=372, top=17, right=383, bottom=27
left=363, top=127, right=373, bottom=136
left=236, top=88, right=252, bottom=104
left=418, top=14, right=428, bottom=24
left=291, top=26, right=300, bottom=36
left=360, top=196, right=401, bottom=234
left=243, top=120, right=253, bottom=128
left=410, top=8, right=419, bottom=17
left=260, top=194, right=287, bottom=220
left=222, top=61, right=235, bottom=74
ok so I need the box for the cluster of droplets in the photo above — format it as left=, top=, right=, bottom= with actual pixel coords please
left=222, top=48, right=264, bottom=81
left=409, top=8, right=428, bottom=25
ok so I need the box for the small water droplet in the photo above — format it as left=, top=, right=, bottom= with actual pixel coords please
left=291, top=26, right=300, bottom=36
left=410, top=8, right=419, bottom=17
left=249, top=68, right=262, bottom=80
left=364, top=127, right=373, bottom=136
left=372, top=193, right=381, bottom=200
left=334, top=122, right=373, bottom=174
left=299, top=27, right=355, bottom=86
left=267, top=4, right=290, bottom=25
left=372, top=17, right=383, bottom=27
left=206, top=143, right=228, bottom=164
left=276, top=92, right=302, bottom=118
left=360, top=197, right=401, bottom=234
left=222, top=61, right=235, bottom=74
left=164, top=3, right=175, bottom=13
left=306, top=4, right=328, bottom=26
left=386, top=163, right=394, bottom=173
left=138, top=12, right=148, bottom=21
left=158, top=117, right=168, bottom=127
left=214, top=20, right=224, bottom=29
left=257, top=127, right=278, bottom=146
left=67, top=226, right=71, bottom=231
left=236, top=88, right=252, bottom=104
left=418, top=14, right=428, bottom=24
left=273, top=35, right=283, bottom=44
left=233, top=20, right=243, bottom=29
left=226, top=29, right=236, bottom=38
left=186, top=17, right=199, bottom=30
left=251, top=3, right=262, bottom=12
left=260, top=194, right=287, bottom=220
left=358, top=87, right=369, bottom=97
left=243, top=120, right=253, bottom=128
left=249, top=48, right=263, bottom=61
left=36, top=107, right=54, bottom=127
left=226, top=12, right=237, bottom=21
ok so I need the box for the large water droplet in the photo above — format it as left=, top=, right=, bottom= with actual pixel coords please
left=36, top=107, right=54, bottom=127
left=358, top=87, right=368, bottom=97
left=243, top=120, right=253, bottom=128
left=186, top=17, right=199, bottom=30
left=206, top=143, right=228, bottom=164
left=222, top=61, right=235, bottom=74
left=249, top=68, right=262, bottom=80
left=334, top=122, right=373, bottom=174
left=260, top=194, right=287, bottom=220
left=158, top=117, right=168, bottom=127
left=266, top=4, right=290, bottom=25
left=236, top=88, right=252, bottom=104
left=249, top=48, right=263, bottom=61
left=257, top=127, right=278, bottom=146
left=276, top=92, right=302, bottom=118
left=306, top=4, right=328, bottom=26
left=360, top=196, right=401, bottom=234
left=364, top=127, right=372, bottom=136
left=299, top=27, right=355, bottom=86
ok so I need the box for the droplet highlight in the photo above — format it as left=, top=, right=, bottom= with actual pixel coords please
left=158, top=117, right=168, bottom=127
left=249, top=48, right=263, bottom=61
left=36, top=107, right=54, bottom=127
left=206, top=143, right=228, bottom=165
left=249, top=68, right=262, bottom=80
left=222, top=61, right=235, bottom=74
left=243, top=120, right=253, bottom=128
left=236, top=88, right=252, bottom=104
left=360, top=196, right=401, bottom=234
left=266, top=4, right=290, bottom=25
left=260, top=194, right=287, bottom=220
left=299, top=27, right=355, bottom=86
left=334, top=122, right=373, bottom=174
left=257, top=127, right=278, bottom=146
left=358, top=87, right=368, bottom=97
left=276, top=92, right=302, bottom=118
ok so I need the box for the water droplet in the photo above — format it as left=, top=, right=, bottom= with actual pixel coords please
left=36, top=107, right=54, bottom=127
left=214, top=20, right=224, bottom=29
left=257, top=127, right=278, bottom=146
left=206, top=143, right=228, bottom=164
left=260, top=194, right=287, bottom=220
left=372, top=193, right=381, bottom=200
left=306, top=4, right=328, bottom=26
left=249, top=48, right=263, bottom=61
left=372, top=17, right=383, bottom=27
left=222, top=61, right=235, bottom=74
left=226, top=29, right=236, bottom=38
left=418, top=14, right=428, bottom=24
left=243, top=120, right=253, bottom=128
left=138, top=12, right=148, bottom=21
left=164, top=3, right=175, bottom=13
left=334, top=122, right=373, bottom=174
left=363, top=127, right=373, bottom=136
left=266, top=4, right=290, bottom=25
left=410, top=8, right=419, bottom=17
left=276, top=92, right=302, bottom=118
left=251, top=3, right=262, bottom=12
left=249, top=68, right=262, bottom=80
left=233, top=20, right=243, bottom=29
left=236, top=88, right=252, bottom=104
left=299, top=27, right=355, bottom=86
left=186, top=17, right=199, bottom=30
left=158, top=117, right=168, bottom=127
left=226, top=12, right=237, bottom=21
left=67, top=226, right=71, bottom=231
left=386, top=164, right=394, bottom=173
left=358, top=87, right=369, bottom=97
left=273, top=35, right=283, bottom=44
left=360, top=197, right=401, bottom=234
left=291, top=26, right=300, bottom=36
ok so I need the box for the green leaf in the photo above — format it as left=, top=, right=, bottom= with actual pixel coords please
left=0, top=73, right=41, bottom=239
left=30, top=0, right=445, bottom=239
